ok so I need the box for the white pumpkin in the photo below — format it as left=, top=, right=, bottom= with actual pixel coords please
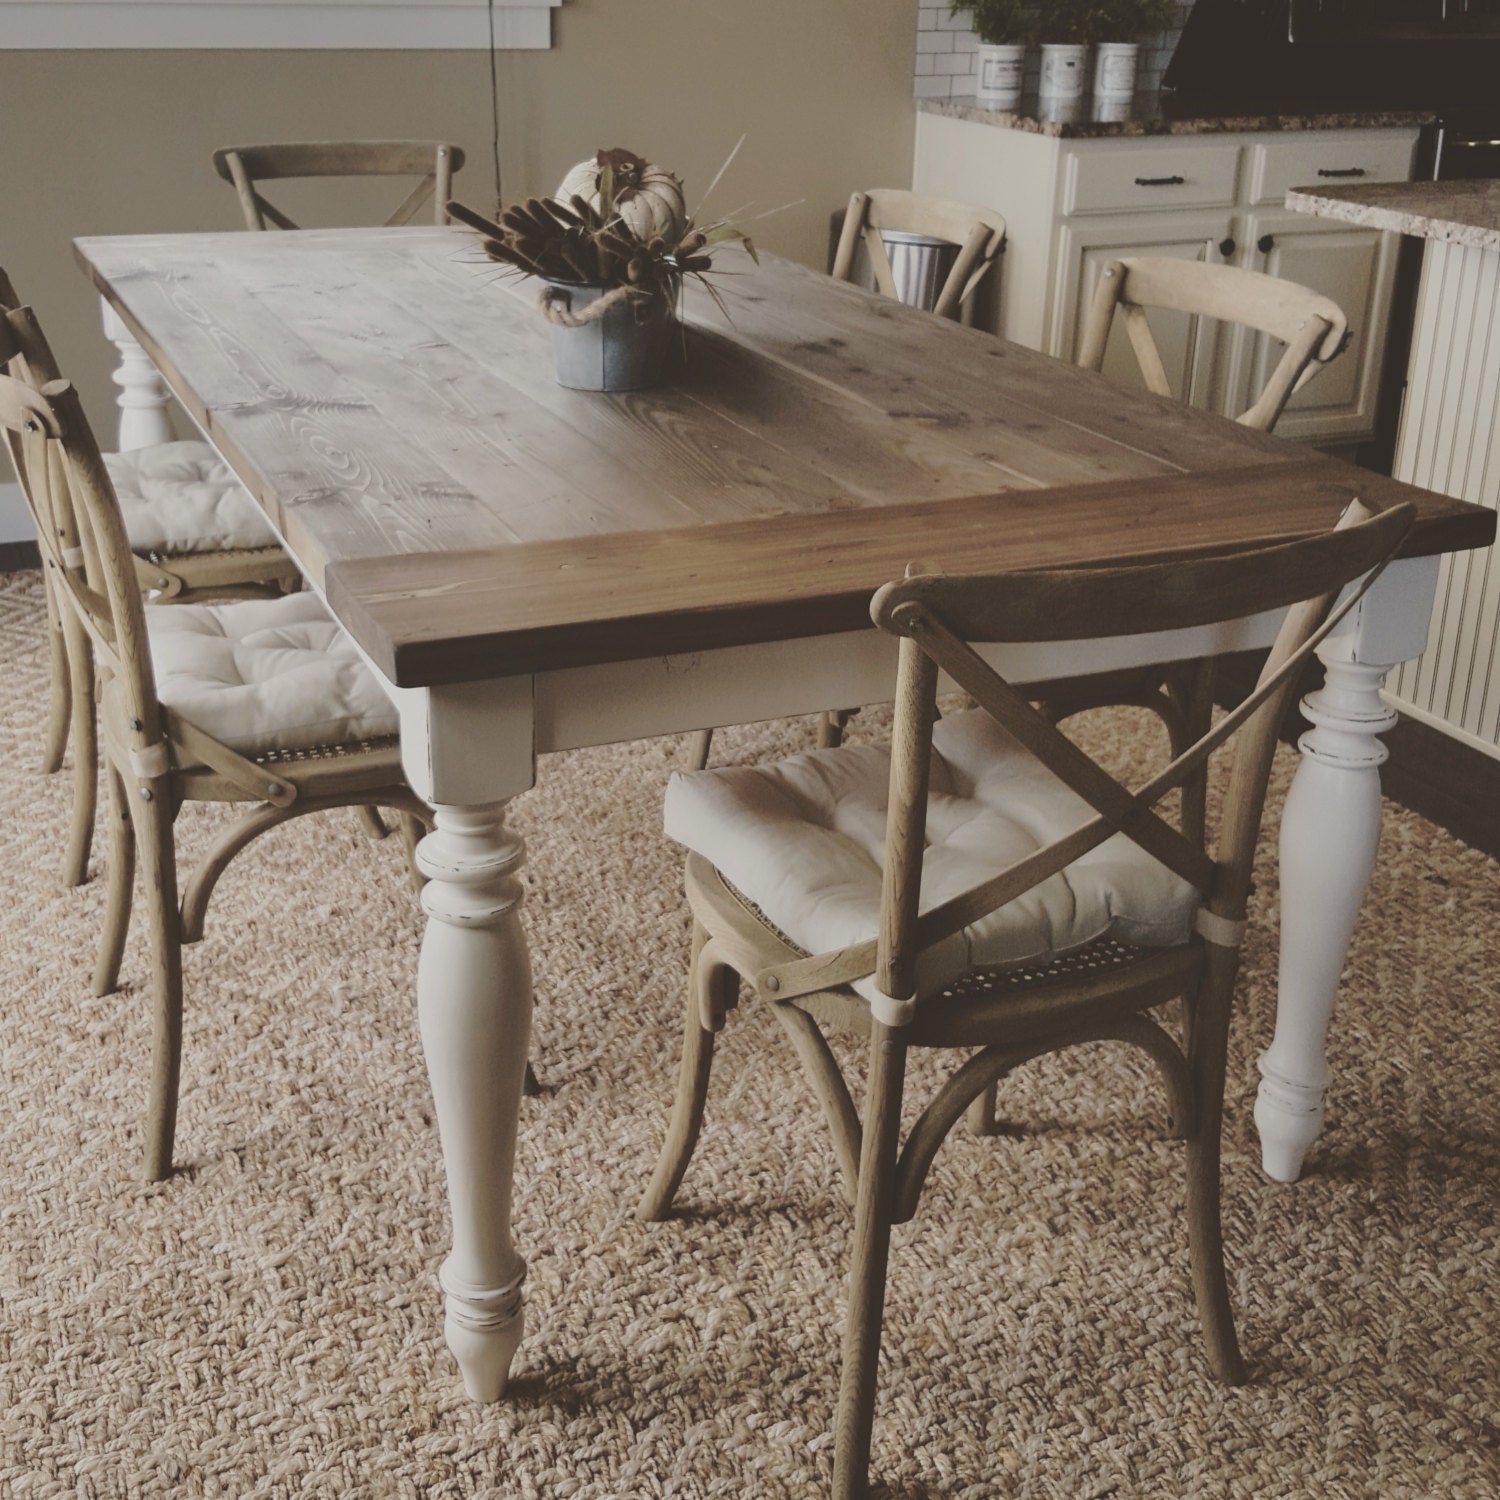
left=556, top=152, right=687, bottom=244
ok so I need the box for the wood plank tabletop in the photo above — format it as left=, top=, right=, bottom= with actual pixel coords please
left=75, top=227, right=1495, bottom=688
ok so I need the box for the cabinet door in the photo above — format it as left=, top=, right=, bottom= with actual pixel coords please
left=1053, top=213, right=1238, bottom=413
left=1227, top=211, right=1401, bottom=445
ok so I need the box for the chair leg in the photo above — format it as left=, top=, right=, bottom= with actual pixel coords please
left=60, top=615, right=96, bottom=888
left=684, top=729, right=713, bottom=772
left=638, top=922, right=733, bottom=1221
left=135, top=784, right=184, bottom=1182
left=40, top=569, right=71, bottom=776
left=833, top=1022, right=908, bottom=1500
left=356, top=805, right=390, bottom=840
left=92, top=764, right=136, bottom=997
left=817, top=709, right=855, bottom=750
left=1184, top=948, right=1246, bottom=1386
left=398, top=812, right=426, bottom=892
left=966, top=1080, right=1002, bottom=1136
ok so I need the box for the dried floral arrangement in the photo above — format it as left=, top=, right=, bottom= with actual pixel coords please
left=447, top=147, right=756, bottom=328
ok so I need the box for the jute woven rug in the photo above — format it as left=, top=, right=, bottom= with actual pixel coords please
left=0, top=569, right=1496, bottom=1499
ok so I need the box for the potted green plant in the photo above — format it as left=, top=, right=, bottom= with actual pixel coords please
left=1035, top=0, right=1095, bottom=103
left=948, top=0, right=1034, bottom=111
left=1091, top=0, right=1178, bottom=104
left=448, top=148, right=753, bottom=392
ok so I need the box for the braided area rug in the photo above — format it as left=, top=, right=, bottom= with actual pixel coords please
left=0, top=570, right=1496, bottom=1499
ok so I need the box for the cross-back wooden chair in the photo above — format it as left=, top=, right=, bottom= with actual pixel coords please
left=0, top=274, right=299, bottom=888
left=681, top=189, right=1007, bottom=776
left=1030, top=258, right=1354, bottom=789
left=1079, top=255, right=1349, bottom=432
left=0, top=370, right=430, bottom=1180
left=832, top=187, right=1007, bottom=325
left=212, top=141, right=464, bottom=231
left=640, top=499, right=1413, bottom=1500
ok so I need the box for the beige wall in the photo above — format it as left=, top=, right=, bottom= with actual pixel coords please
left=0, top=0, right=918, bottom=446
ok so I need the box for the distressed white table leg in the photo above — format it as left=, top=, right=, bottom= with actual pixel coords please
left=1255, top=556, right=1439, bottom=1183
left=1256, top=641, right=1395, bottom=1181
left=390, top=674, right=540, bottom=1400
left=101, top=300, right=176, bottom=451
left=417, top=802, right=532, bottom=1400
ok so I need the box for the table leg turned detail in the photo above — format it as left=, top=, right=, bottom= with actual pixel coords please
left=101, top=302, right=177, bottom=453
left=416, top=802, right=533, bottom=1401
left=1255, top=640, right=1397, bottom=1184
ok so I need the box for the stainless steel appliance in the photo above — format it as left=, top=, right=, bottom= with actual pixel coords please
left=1165, top=0, right=1500, bottom=467
left=1165, top=1, right=1500, bottom=127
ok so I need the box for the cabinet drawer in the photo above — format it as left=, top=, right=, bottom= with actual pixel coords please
left=1063, top=144, right=1240, bottom=215
left=1248, top=136, right=1416, bottom=206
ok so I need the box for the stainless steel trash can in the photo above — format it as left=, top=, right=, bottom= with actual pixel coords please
left=848, top=227, right=959, bottom=312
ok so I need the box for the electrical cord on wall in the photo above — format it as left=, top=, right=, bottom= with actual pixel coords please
left=487, top=0, right=503, bottom=212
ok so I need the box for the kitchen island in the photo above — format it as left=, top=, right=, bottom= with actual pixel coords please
left=1288, top=179, right=1500, bottom=759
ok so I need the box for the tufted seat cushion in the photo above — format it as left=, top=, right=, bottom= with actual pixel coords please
left=663, top=708, right=1199, bottom=1005
left=104, top=441, right=281, bottom=555
left=147, top=592, right=399, bottom=758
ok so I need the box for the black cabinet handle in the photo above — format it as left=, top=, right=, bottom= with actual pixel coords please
left=1219, top=237, right=1237, bottom=258
left=1317, top=167, right=1367, bottom=178
left=1258, top=233, right=1275, bottom=253
left=1135, top=174, right=1186, bottom=186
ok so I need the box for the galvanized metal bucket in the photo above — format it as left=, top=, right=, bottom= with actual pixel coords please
left=543, top=281, right=673, bottom=392
left=849, top=229, right=960, bottom=313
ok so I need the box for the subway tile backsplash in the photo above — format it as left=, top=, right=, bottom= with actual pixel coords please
left=913, top=0, right=1194, bottom=102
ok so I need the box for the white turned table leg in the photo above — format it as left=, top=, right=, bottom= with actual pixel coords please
left=1253, top=556, right=1439, bottom=1184
left=101, top=301, right=176, bottom=451
left=1255, top=640, right=1397, bottom=1183
left=417, top=801, right=532, bottom=1401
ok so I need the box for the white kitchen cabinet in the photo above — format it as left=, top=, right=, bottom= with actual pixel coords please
left=1055, top=212, right=1235, bottom=411
left=1225, top=210, right=1401, bottom=443
left=912, top=110, right=1420, bottom=446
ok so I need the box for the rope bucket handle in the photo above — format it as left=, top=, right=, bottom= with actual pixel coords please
left=537, top=283, right=637, bottom=328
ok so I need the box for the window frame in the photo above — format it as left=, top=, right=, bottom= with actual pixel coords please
left=0, top=0, right=559, bottom=50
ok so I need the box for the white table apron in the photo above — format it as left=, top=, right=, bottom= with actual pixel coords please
left=360, top=556, right=1438, bottom=1401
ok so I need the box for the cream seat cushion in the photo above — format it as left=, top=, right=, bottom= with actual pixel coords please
left=663, top=709, right=1199, bottom=1005
left=105, top=440, right=281, bottom=555
left=147, top=592, right=399, bottom=758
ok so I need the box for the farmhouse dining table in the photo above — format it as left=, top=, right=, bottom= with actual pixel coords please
left=75, top=225, right=1493, bottom=1403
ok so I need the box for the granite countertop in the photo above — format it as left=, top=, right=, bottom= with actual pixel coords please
left=917, top=95, right=1435, bottom=141
left=1286, top=179, right=1500, bottom=252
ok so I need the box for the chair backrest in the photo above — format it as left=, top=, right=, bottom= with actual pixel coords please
left=0, top=368, right=164, bottom=765
left=212, top=140, right=465, bottom=230
left=1078, top=256, right=1350, bottom=432
left=0, top=274, right=72, bottom=556
left=863, top=502, right=1412, bottom=1005
left=831, top=188, right=1006, bottom=324
left=0, top=275, right=176, bottom=604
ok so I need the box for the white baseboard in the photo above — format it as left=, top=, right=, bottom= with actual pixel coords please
left=0, top=485, right=36, bottom=549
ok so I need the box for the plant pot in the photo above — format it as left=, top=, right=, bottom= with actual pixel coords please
left=1038, top=42, right=1087, bottom=102
left=974, top=42, right=1026, bottom=110
left=1093, top=41, right=1140, bottom=103
left=542, top=280, right=673, bottom=392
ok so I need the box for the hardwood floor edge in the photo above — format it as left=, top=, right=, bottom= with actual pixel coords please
left=1376, top=716, right=1500, bottom=862
left=0, top=541, right=40, bottom=573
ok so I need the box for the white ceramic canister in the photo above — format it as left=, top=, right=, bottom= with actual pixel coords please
left=1093, top=41, right=1140, bottom=102
left=1038, top=43, right=1088, bottom=101
left=974, top=42, right=1026, bottom=110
